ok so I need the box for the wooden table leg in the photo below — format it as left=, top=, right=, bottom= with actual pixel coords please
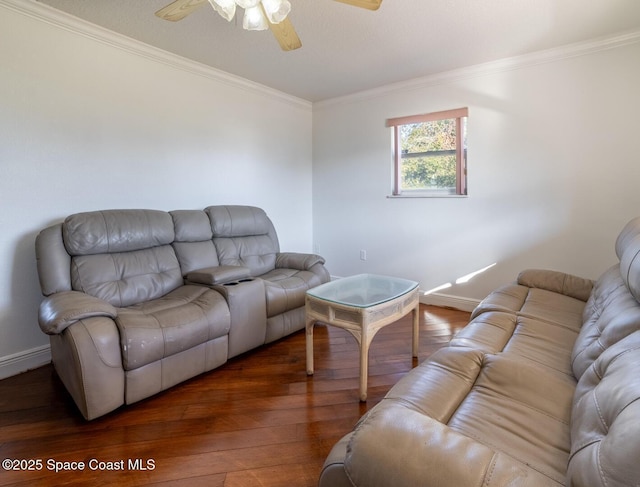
left=306, top=319, right=315, bottom=376
left=412, top=302, right=419, bottom=358
left=359, top=337, right=368, bottom=402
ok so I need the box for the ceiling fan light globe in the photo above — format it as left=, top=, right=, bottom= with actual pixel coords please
left=236, top=0, right=261, bottom=9
left=261, top=0, right=290, bottom=23
left=243, top=5, right=269, bottom=30
left=208, top=0, right=236, bottom=21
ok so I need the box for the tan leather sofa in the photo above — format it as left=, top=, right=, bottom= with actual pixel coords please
left=320, top=217, right=640, bottom=487
left=35, top=205, right=329, bottom=420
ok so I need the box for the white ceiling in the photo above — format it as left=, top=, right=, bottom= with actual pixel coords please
left=36, top=0, right=640, bottom=102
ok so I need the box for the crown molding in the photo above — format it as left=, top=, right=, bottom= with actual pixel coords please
left=2, top=1, right=639, bottom=116
left=0, top=0, right=312, bottom=111
left=314, top=29, right=640, bottom=109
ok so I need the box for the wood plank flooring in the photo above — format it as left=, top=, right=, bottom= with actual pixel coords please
left=0, top=305, right=469, bottom=487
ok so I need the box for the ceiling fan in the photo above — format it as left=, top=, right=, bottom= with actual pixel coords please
left=155, top=0, right=382, bottom=51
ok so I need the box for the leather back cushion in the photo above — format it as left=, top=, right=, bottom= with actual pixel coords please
left=619, top=234, right=640, bottom=302
left=63, top=210, right=182, bottom=307
left=572, top=222, right=640, bottom=380
left=567, top=331, right=640, bottom=487
left=614, top=216, right=640, bottom=260
left=170, top=210, right=219, bottom=274
left=63, top=209, right=174, bottom=255
left=206, top=206, right=279, bottom=276
left=70, top=247, right=182, bottom=307
left=573, top=264, right=640, bottom=379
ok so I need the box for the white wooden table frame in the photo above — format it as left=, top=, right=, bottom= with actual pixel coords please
left=305, top=286, right=419, bottom=401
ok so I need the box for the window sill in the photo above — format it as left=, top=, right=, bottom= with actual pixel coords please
left=387, top=194, right=468, bottom=199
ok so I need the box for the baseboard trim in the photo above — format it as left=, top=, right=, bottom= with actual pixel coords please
left=0, top=344, right=51, bottom=380
left=420, top=292, right=480, bottom=312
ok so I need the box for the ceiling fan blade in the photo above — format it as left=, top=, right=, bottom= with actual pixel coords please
left=155, top=0, right=209, bottom=21
left=268, top=17, right=302, bottom=51
left=333, top=0, right=382, bottom=10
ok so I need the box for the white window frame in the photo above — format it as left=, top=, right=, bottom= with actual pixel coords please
left=386, top=107, right=468, bottom=197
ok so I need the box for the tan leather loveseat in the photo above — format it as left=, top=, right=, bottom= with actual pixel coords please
left=35, top=205, right=329, bottom=420
left=320, top=218, right=640, bottom=487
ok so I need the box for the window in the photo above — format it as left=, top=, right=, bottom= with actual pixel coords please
left=387, top=107, right=468, bottom=196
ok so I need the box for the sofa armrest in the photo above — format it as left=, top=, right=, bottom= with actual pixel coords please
left=185, top=265, right=251, bottom=285
left=517, top=269, right=594, bottom=302
left=38, top=291, right=117, bottom=335
left=275, top=252, right=325, bottom=271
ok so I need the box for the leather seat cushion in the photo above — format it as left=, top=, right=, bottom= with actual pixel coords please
left=261, top=268, right=327, bottom=317
left=347, top=347, right=575, bottom=486
left=116, top=285, right=230, bottom=371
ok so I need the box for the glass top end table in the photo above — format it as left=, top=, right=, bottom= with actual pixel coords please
left=306, top=273, right=418, bottom=308
left=305, top=274, right=420, bottom=401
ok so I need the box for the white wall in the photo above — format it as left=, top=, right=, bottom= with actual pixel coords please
left=2, top=1, right=639, bottom=380
left=313, top=36, right=640, bottom=308
left=0, top=1, right=313, bottom=377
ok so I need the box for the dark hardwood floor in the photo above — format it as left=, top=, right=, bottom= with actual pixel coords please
left=0, top=305, right=469, bottom=487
